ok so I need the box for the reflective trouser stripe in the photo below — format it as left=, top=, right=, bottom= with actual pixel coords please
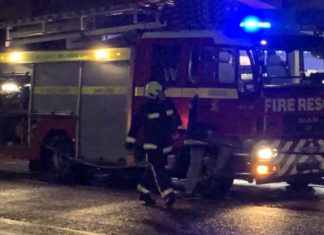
left=177, top=125, right=185, bottom=130
left=150, top=164, right=162, bottom=194
left=161, top=188, right=174, bottom=198
left=126, top=136, right=136, bottom=143
left=166, top=154, right=176, bottom=170
left=147, top=113, right=160, bottom=119
left=137, top=184, right=150, bottom=194
left=166, top=110, right=174, bottom=116
left=143, top=144, right=172, bottom=153
left=163, top=146, right=172, bottom=154
left=146, top=153, right=174, bottom=198
left=184, top=139, right=208, bottom=146
left=143, top=144, right=158, bottom=150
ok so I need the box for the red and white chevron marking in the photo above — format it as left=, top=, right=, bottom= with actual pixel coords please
left=256, top=139, right=324, bottom=177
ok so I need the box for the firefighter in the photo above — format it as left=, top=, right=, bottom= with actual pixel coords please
left=184, top=95, right=207, bottom=198
left=125, top=81, right=184, bottom=207
left=184, top=95, right=237, bottom=198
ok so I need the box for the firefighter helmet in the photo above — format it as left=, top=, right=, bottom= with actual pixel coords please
left=144, top=81, right=164, bottom=99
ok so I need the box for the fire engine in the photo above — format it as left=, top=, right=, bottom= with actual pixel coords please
left=0, top=2, right=323, bottom=194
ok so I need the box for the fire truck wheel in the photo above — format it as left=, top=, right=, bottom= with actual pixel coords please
left=41, top=133, right=74, bottom=183
left=197, top=176, right=234, bottom=199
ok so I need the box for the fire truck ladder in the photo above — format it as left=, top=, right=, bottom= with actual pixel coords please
left=0, top=3, right=166, bottom=48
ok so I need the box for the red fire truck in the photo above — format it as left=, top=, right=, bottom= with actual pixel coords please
left=132, top=31, right=324, bottom=194
left=0, top=48, right=132, bottom=182
left=0, top=3, right=323, bottom=194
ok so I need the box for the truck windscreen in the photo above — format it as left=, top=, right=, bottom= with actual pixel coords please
left=261, top=49, right=324, bottom=86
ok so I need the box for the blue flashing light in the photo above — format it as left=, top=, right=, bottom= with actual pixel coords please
left=240, top=16, right=271, bottom=33
left=260, top=40, right=267, bottom=46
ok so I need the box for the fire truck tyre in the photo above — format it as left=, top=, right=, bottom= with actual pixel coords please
left=287, top=180, right=310, bottom=189
left=197, top=176, right=234, bottom=199
left=41, top=134, right=73, bottom=183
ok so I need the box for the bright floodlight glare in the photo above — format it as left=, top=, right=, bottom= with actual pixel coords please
left=2, top=82, right=19, bottom=93
left=9, top=52, right=23, bottom=63
left=240, top=16, right=271, bottom=32
left=94, top=49, right=109, bottom=60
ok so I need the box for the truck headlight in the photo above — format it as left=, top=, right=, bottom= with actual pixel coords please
left=256, top=147, right=277, bottom=161
left=1, top=82, right=19, bottom=93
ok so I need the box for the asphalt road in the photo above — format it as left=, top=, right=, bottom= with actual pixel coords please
left=0, top=172, right=323, bottom=235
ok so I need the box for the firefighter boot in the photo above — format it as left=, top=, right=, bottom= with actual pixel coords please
left=139, top=193, right=156, bottom=206
left=165, top=192, right=176, bottom=208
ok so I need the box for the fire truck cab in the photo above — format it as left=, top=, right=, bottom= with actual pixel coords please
left=250, top=34, right=324, bottom=185
left=132, top=31, right=324, bottom=193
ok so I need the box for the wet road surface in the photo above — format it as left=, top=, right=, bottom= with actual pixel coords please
left=0, top=172, right=323, bottom=235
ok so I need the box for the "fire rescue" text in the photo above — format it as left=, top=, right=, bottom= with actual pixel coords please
left=265, top=97, right=324, bottom=112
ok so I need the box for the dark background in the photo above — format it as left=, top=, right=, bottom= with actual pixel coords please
left=0, top=0, right=135, bottom=48
left=1, top=0, right=322, bottom=21
left=0, top=0, right=322, bottom=49
left=0, top=0, right=135, bottom=20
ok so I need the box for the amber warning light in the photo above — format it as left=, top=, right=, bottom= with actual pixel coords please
left=0, top=49, right=130, bottom=63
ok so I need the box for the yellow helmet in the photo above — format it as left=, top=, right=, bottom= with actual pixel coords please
left=144, top=81, right=163, bottom=99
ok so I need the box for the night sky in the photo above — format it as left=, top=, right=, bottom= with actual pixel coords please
left=0, top=0, right=135, bottom=21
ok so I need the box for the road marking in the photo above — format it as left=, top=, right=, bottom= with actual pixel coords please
left=0, top=217, right=105, bottom=235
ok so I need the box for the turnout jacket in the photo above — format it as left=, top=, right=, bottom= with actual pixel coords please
left=126, top=99, right=184, bottom=151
